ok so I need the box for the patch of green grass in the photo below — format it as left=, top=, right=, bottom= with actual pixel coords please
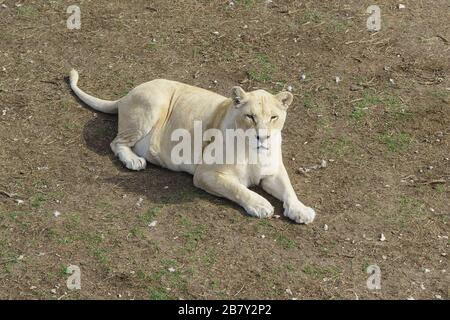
left=302, top=264, right=341, bottom=279
left=59, top=266, right=70, bottom=276
left=183, top=225, right=205, bottom=250
left=351, top=93, right=411, bottom=120
left=351, top=93, right=383, bottom=119
left=148, top=287, right=171, bottom=300
left=430, top=90, right=449, bottom=99
left=129, top=226, right=144, bottom=239
left=329, top=17, right=353, bottom=31
left=0, top=252, right=19, bottom=273
left=17, top=5, right=38, bottom=17
left=248, top=53, right=275, bottom=83
left=275, top=234, right=296, bottom=249
left=399, top=196, right=424, bottom=216
left=47, top=228, right=59, bottom=239
left=179, top=217, right=205, bottom=251
left=252, top=218, right=273, bottom=233
left=8, top=211, right=28, bottom=220
left=147, top=41, right=157, bottom=50
left=383, top=96, right=412, bottom=120
left=301, top=9, right=323, bottom=24
left=378, top=132, right=412, bottom=152
left=361, top=261, right=371, bottom=273
left=31, top=194, right=48, bottom=208
left=92, top=247, right=109, bottom=266
left=203, top=249, right=217, bottom=266
left=435, top=185, right=445, bottom=193
left=387, top=196, right=426, bottom=227
left=64, top=122, right=82, bottom=130
left=140, top=206, right=162, bottom=225
left=302, top=92, right=315, bottom=108
left=320, top=138, right=354, bottom=158
left=235, top=0, right=255, bottom=8
left=96, top=201, right=115, bottom=211
left=274, top=80, right=287, bottom=91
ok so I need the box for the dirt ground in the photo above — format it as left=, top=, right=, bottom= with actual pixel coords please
left=0, top=0, right=448, bottom=300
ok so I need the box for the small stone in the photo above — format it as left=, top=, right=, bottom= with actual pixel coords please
left=435, top=295, right=442, bottom=300
left=15, top=199, right=24, bottom=205
left=50, top=289, right=57, bottom=294
left=53, top=210, right=61, bottom=217
left=168, top=267, right=176, bottom=273
left=261, top=234, right=266, bottom=239
left=379, top=233, right=386, bottom=242
left=334, top=76, right=341, bottom=84
left=30, top=286, right=37, bottom=290
left=320, top=159, right=328, bottom=168
left=285, top=288, right=293, bottom=295
left=300, top=74, right=306, bottom=81
left=274, top=215, right=281, bottom=219
left=287, top=85, right=293, bottom=92
left=398, top=4, right=406, bottom=9
left=382, top=255, right=387, bottom=260
left=407, top=296, right=415, bottom=300
left=424, top=268, right=431, bottom=273
left=389, top=78, right=395, bottom=85
left=323, top=224, right=329, bottom=231
left=148, top=221, right=157, bottom=228
left=349, top=84, right=364, bottom=91
left=420, top=283, right=426, bottom=290
left=430, top=208, right=435, bottom=212
left=212, top=31, right=219, bottom=35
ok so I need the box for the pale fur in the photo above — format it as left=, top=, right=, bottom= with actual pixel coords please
left=69, top=69, right=316, bottom=224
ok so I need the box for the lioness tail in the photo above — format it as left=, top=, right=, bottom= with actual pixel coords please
left=69, top=69, right=119, bottom=114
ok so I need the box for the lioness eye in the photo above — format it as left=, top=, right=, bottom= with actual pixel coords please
left=271, top=115, right=278, bottom=121
left=246, top=114, right=255, bottom=122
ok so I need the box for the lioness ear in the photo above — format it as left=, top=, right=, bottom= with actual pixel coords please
left=231, top=86, right=246, bottom=107
left=275, top=91, right=293, bottom=109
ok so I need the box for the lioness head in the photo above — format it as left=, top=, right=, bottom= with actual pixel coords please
left=230, top=86, right=293, bottom=150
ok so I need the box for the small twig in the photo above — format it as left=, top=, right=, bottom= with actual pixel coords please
left=417, top=179, right=446, bottom=185
left=234, top=284, right=245, bottom=297
left=0, top=259, right=16, bottom=265
left=0, top=190, right=16, bottom=198
left=436, top=34, right=449, bottom=44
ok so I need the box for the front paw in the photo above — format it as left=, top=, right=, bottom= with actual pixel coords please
left=244, top=196, right=274, bottom=219
left=284, top=202, right=316, bottom=224
left=124, top=156, right=147, bottom=171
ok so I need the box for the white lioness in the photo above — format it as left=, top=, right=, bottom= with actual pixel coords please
left=69, top=69, right=315, bottom=224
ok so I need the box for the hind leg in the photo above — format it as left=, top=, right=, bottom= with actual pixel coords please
left=111, top=129, right=148, bottom=171
left=110, top=96, right=163, bottom=171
